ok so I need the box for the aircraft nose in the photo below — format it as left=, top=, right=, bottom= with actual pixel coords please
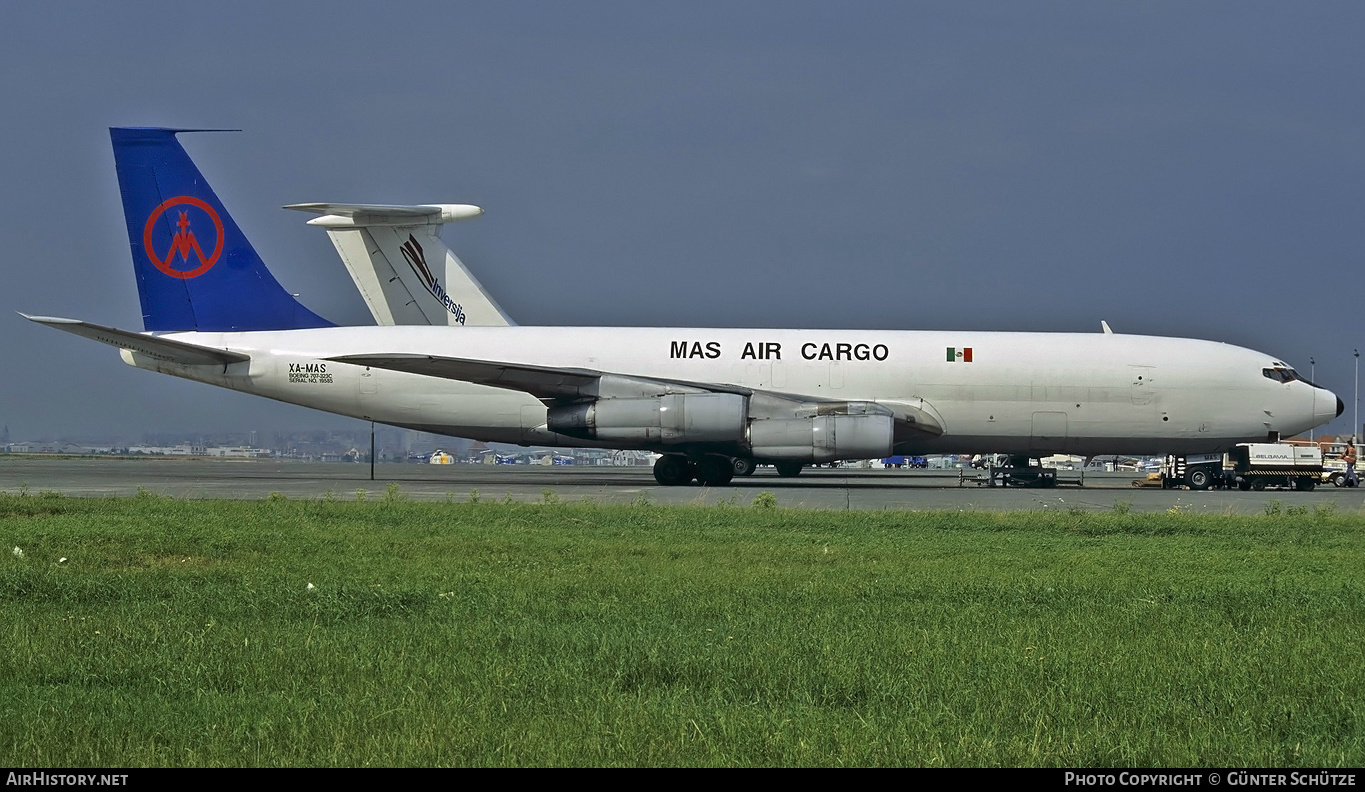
left=1316, top=389, right=1344, bottom=424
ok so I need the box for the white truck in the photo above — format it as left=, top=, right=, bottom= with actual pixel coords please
left=1161, top=443, right=1323, bottom=491
left=1225, top=443, right=1322, bottom=491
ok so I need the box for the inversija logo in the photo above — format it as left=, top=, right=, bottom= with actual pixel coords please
left=946, top=347, right=973, bottom=362
left=398, top=235, right=466, bottom=325
left=142, top=196, right=224, bottom=279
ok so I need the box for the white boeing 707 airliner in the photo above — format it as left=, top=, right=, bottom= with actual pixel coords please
left=26, top=128, right=1343, bottom=486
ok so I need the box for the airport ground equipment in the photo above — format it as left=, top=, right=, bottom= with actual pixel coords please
left=1160, top=453, right=1226, bottom=490
left=976, top=456, right=1083, bottom=487
left=1227, top=444, right=1322, bottom=491
left=1318, top=442, right=1362, bottom=487
left=1161, top=444, right=1323, bottom=491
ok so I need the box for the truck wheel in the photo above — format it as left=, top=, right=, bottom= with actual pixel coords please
left=1238, top=480, right=1252, bottom=491
left=1252, top=480, right=1266, bottom=491
left=731, top=457, right=756, bottom=477
left=1187, top=469, right=1212, bottom=490
left=774, top=461, right=803, bottom=478
left=1331, top=472, right=1346, bottom=487
left=1299, top=478, right=1316, bottom=492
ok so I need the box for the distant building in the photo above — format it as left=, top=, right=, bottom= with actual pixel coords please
left=204, top=447, right=270, bottom=458
left=127, top=444, right=206, bottom=456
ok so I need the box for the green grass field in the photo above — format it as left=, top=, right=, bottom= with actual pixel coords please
left=1, top=489, right=1362, bottom=767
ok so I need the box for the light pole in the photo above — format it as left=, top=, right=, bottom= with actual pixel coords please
left=1310, top=357, right=1316, bottom=442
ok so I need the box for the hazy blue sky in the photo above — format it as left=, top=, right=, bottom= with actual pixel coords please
left=2, top=2, right=1362, bottom=440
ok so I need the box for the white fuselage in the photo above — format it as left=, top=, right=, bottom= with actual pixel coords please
left=124, top=326, right=1337, bottom=458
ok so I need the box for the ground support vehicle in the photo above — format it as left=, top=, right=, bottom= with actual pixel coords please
left=976, top=456, right=1083, bottom=487
left=1162, top=444, right=1322, bottom=491
left=1226, top=443, right=1321, bottom=491
left=1160, top=454, right=1227, bottom=490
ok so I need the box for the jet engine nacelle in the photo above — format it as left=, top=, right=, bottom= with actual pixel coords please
left=547, top=393, right=747, bottom=444
left=749, top=414, right=894, bottom=462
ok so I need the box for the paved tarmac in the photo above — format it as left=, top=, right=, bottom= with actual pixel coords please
left=2, top=455, right=1362, bottom=514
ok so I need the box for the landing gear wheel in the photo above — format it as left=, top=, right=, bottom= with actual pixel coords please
left=696, top=456, right=735, bottom=486
left=774, top=461, right=803, bottom=478
left=732, top=457, right=757, bottom=477
left=1187, top=468, right=1212, bottom=491
left=653, top=454, right=693, bottom=486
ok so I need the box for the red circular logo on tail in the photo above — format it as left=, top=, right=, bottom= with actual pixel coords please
left=142, top=196, right=225, bottom=279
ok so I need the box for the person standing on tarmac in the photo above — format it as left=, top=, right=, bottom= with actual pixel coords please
left=1344, top=438, right=1358, bottom=488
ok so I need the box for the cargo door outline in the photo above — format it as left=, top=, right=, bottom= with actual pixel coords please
left=1030, top=411, right=1068, bottom=452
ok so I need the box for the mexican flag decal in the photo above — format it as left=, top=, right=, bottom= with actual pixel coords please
left=946, top=347, right=973, bottom=362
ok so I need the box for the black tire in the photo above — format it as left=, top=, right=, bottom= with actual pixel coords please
left=732, top=457, right=756, bottom=477
left=1238, top=480, right=1252, bottom=491
left=774, top=461, right=803, bottom=478
left=1331, top=472, right=1346, bottom=487
left=1187, top=468, right=1212, bottom=491
left=696, top=456, right=734, bottom=487
left=1252, top=480, right=1266, bottom=491
left=653, top=455, right=692, bottom=486
left=1299, top=478, right=1316, bottom=492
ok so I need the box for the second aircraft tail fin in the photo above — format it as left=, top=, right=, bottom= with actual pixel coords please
left=286, top=203, right=514, bottom=327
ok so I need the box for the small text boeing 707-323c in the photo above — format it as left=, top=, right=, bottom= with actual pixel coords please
left=26, top=128, right=1343, bottom=486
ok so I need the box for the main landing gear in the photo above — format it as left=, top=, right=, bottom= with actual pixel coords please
left=653, top=454, right=736, bottom=486
left=653, top=454, right=794, bottom=486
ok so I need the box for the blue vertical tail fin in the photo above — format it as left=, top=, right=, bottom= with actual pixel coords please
left=110, top=127, right=334, bottom=332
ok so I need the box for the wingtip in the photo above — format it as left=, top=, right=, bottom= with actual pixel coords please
left=18, top=313, right=78, bottom=325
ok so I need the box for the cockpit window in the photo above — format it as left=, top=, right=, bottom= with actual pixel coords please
left=1263, top=366, right=1315, bottom=386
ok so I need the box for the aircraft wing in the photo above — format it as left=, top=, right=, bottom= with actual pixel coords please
left=328, top=352, right=943, bottom=435
left=22, top=315, right=250, bottom=367
left=329, top=353, right=748, bottom=400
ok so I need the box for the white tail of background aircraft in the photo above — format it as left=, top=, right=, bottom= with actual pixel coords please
left=285, top=203, right=514, bottom=327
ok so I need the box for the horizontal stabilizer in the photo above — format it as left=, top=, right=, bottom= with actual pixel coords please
left=22, top=314, right=250, bottom=367
left=284, top=203, right=483, bottom=228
